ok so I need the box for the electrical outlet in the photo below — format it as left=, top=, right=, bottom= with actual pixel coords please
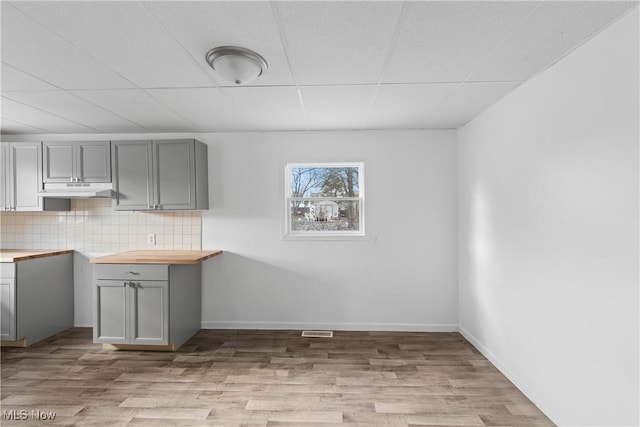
left=147, top=233, right=156, bottom=245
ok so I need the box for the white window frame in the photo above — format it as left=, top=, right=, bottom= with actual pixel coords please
left=283, top=162, right=365, bottom=240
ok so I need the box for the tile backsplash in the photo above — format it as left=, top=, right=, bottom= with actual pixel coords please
left=0, top=199, right=201, bottom=253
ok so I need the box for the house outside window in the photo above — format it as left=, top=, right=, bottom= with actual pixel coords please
left=284, top=162, right=364, bottom=238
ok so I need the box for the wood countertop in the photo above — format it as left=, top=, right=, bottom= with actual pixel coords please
left=0, top=249, right=74, bottom=263
left=90, top=250, right=223, bottom=265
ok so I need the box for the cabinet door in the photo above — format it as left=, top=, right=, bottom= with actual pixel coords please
left=43, top=142, right=74, bottom=182
left=10, top=142, right=43, bottom=211
left=129, top=280, right=169, bottom=345
left=0, top=277, right=16, bottom=340
left=77, top=141, right=111, bottom=182
left=94, top=280, right=129, bottom=344
left=154, top=139, right=196, bottom=210
left=112, top=140, right=153, bottom=210
left=0, top=144, right=8, bottom=211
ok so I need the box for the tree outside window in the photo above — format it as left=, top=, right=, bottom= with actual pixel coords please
left=285, top=163, right=364, bottom=237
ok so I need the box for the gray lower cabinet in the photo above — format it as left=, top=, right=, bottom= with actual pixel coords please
left=111, top=139, right=208, bottom=211
left=0, top=265, right=16, bottom=340
left=94, top=263, right=201, bottom=349
left=43, top=140, right=111, bottom=183
left=0, top=254, right=74, bottom=345
left=1, top=142, right=69, bottom=212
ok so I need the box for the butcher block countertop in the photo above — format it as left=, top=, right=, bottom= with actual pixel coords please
left=0, top=249, right=74, bottom=263
left=90, top=250, right=223, bottom=265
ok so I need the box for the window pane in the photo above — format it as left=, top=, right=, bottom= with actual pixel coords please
left=290, top=167, right=359, bottom=198
left=290, top=199, right=360, bottom=232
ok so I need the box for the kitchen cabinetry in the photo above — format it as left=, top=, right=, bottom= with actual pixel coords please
left=111, top=139, right=208, bottom=211
left=0, top=142, right=69, bottom=211
left=0, top=263, right=16, bottom=341
left=92, top=250, right=221, bottom=350
left=93, top=263, right=201, bottom=350
left=0, top=251, right=74, bottom=346
left=43, top=140, right=111, bottom=183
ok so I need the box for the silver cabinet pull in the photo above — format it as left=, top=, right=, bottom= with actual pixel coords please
left=125, top=271, right=140, bottom=275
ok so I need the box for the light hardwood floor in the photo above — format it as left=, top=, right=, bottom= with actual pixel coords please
left=1, top=328, right=555, bottom=426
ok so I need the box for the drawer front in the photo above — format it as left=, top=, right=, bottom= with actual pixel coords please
left=94, top=264, right=168, bottom=281
left=0, top=263, right=16, bottom=278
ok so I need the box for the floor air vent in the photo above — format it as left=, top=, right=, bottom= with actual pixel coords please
left=301, top=330, right=333, bottom=338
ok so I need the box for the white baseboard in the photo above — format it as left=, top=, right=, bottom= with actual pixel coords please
left=458, top=325, right=560, bottom=426
left=201, top=320, right=459, bottom=332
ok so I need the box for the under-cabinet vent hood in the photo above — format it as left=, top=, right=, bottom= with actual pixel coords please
left=39, top=182, right=113, bottom=199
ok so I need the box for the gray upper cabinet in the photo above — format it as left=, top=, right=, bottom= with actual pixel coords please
left=43, top=141, right=111, bottom=183
left=0, top=144, right=7, bottom=211
left=111, top=140, right=153, bottom=210
left=112, top=139, right=208, bottom=211
left=1, top=142, right=69, bottom=212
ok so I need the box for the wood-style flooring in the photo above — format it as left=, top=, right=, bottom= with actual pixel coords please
left=1, top=328, right=555, bottom=426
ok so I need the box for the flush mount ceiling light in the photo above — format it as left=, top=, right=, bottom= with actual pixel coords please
left=205, top=46, right=268, bottom=86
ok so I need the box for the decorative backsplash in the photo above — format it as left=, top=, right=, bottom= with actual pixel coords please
left=0, top=199, right=201, bottom=253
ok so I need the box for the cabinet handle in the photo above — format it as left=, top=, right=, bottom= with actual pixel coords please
left=125, top=271, right=140, bottom=275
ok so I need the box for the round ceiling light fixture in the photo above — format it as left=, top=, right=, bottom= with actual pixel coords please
left=205, top=46, right=268, bottom=86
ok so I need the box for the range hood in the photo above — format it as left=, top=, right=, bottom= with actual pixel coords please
left=39, top=182, right=114, bottom=199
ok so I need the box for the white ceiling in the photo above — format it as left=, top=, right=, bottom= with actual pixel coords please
left=0, top=1, right=636, bottom=135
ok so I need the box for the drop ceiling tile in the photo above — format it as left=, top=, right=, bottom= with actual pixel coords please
left=1, top=63, right=60, bottom=91
left=11, top=1, right=213, bottom=88
left=144, top=1, right=293, bottom=87
left=273, top=1, right=403, bottom=85
left=1, top=3, right=135, bottom=90
left=146, top=87, right=306, bottom=132
left=469, top=1, right=638, bottom=82
left=300, top=85, right=377, bottom=130
left=365, top=83, right=459, bottom=129
left=73, top=89, right=196, bottom=133
left=1, top=97, right=97, bottom=133
left=420, top=82, right=520, bottom=129
left=383, top=1, right=538, bottom=83
left=4, top=91, right=146, bottom=133
left=0, top=118, right=51, bottom=135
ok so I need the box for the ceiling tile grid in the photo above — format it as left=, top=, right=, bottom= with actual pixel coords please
left=3, top=90, right=151, bottom=133
left=273, top=1, right=404, bottom=85
left=381, top=1, right=540, bottom=84
left=1, top=3, right=135, bottom=91
left=468, top=1, right=638, bottom=82
left=144, top=1, right=295, bottom=87
left=0, top=1, right=636, bottom=135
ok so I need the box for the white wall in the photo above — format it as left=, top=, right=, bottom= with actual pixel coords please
left=12, top=129, right=457, bottom=330
left=200, top=130, right=459, bottom=331
left=458, top=9, right=639, bottom=427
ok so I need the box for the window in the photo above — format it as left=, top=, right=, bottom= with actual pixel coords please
left=284, top=162, right=364, bottom=238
